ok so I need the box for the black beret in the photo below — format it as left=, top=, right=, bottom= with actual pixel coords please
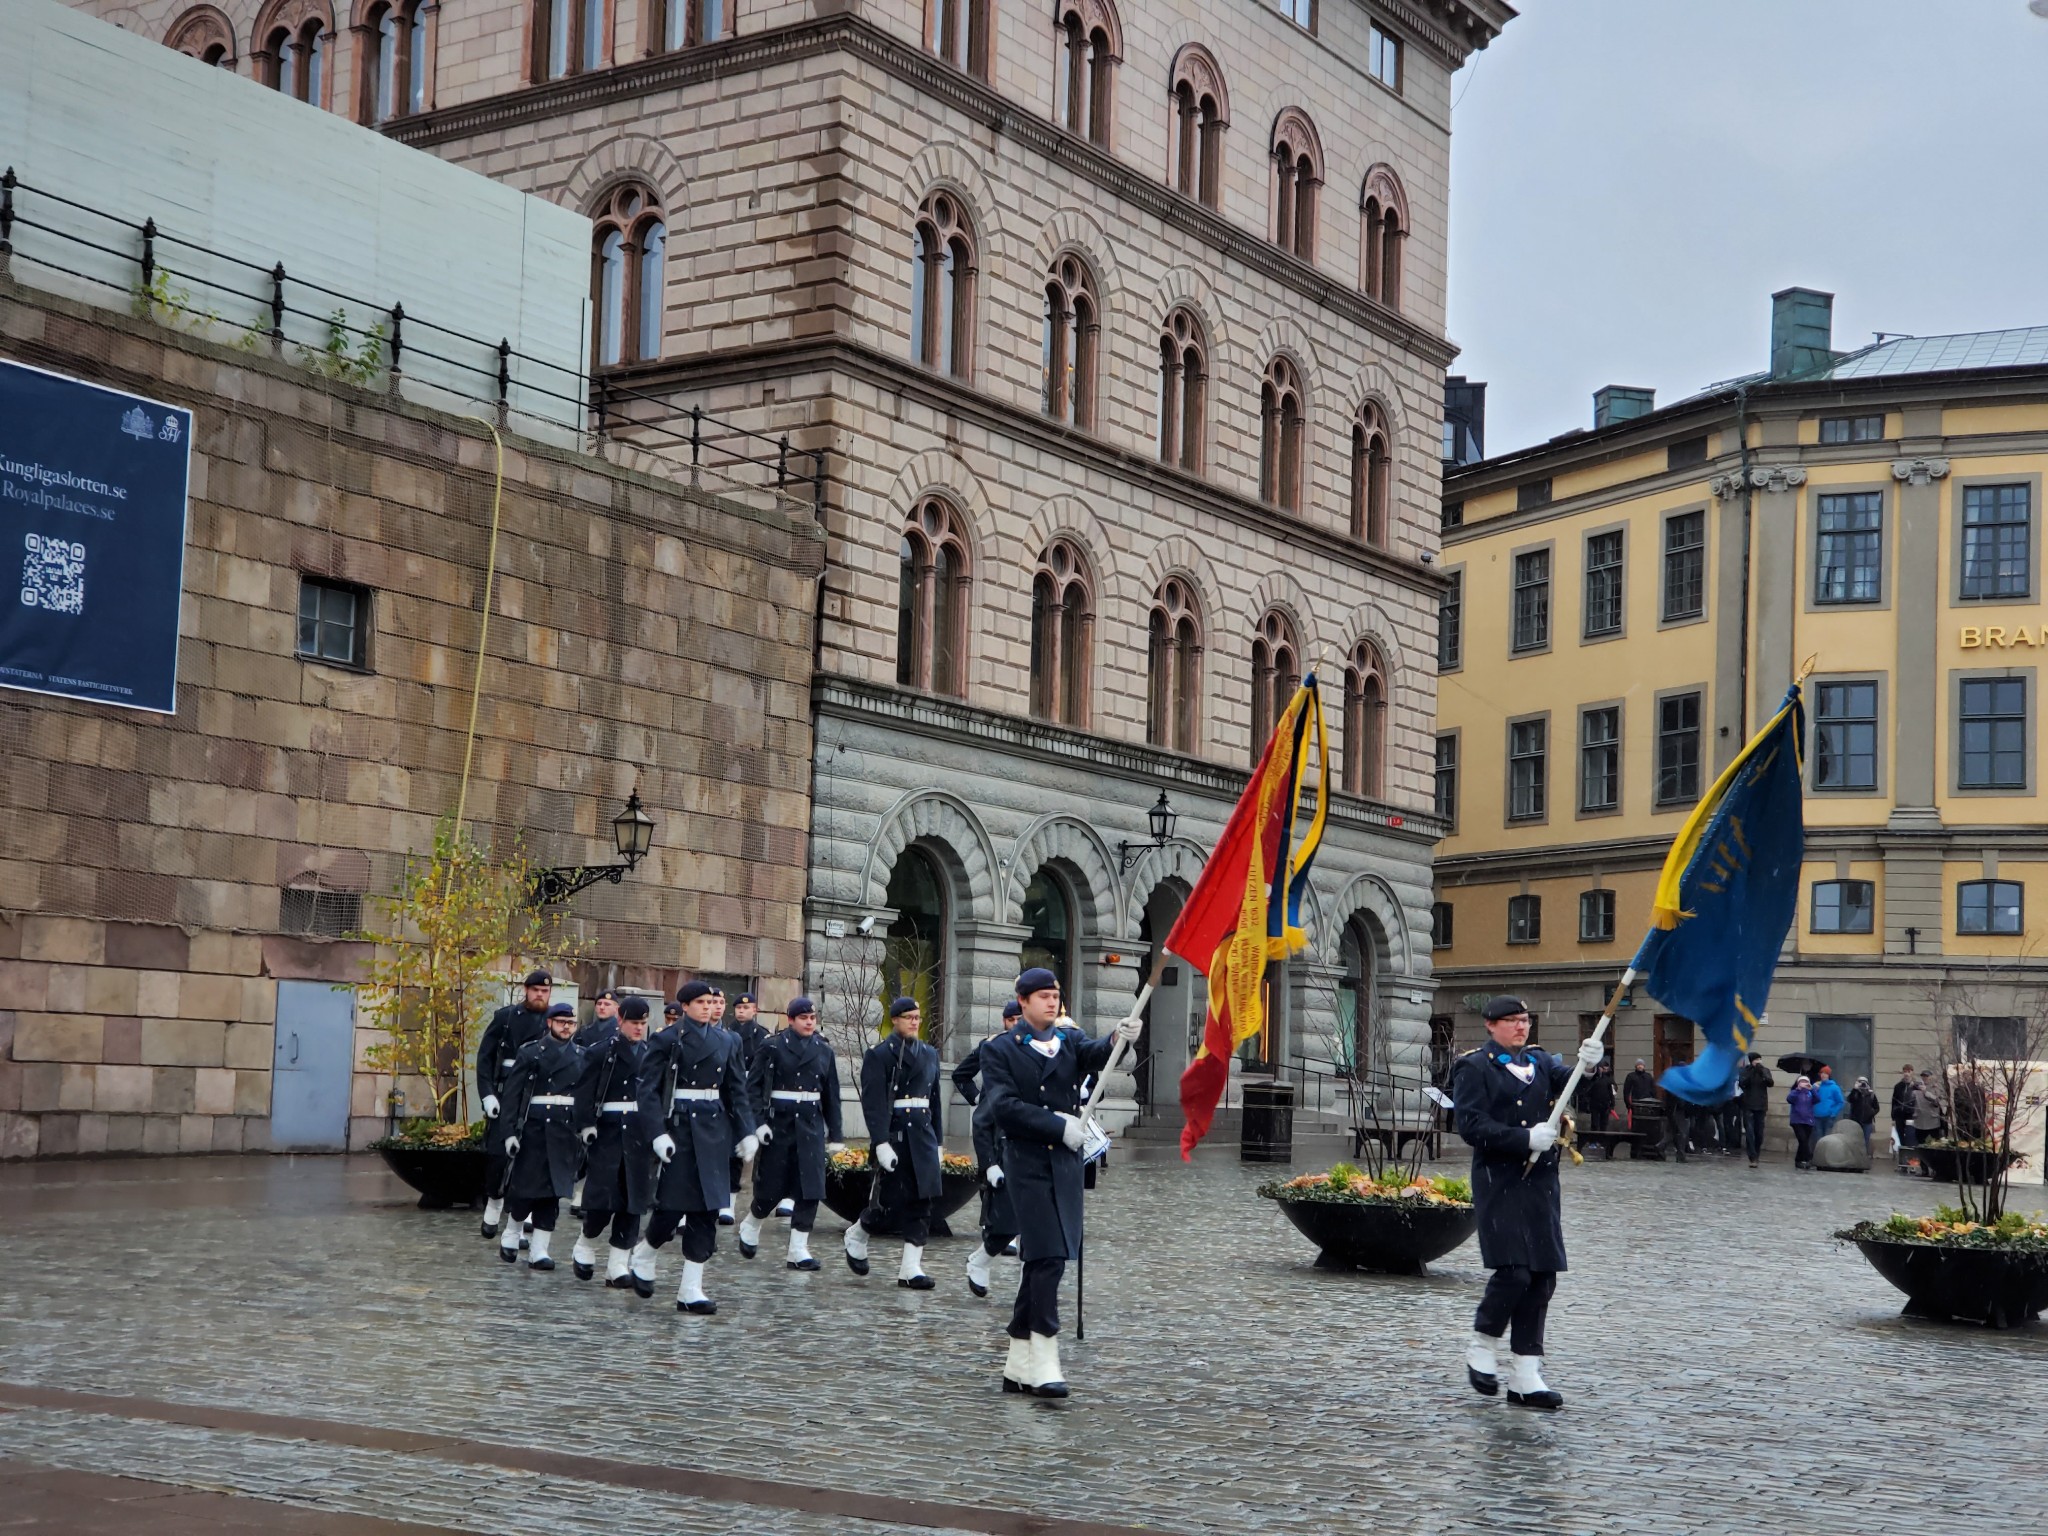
left=1002, top=1000, right=1023, bottom=1020
left=523, top=969, right=552, bottom=987
left=663, top=1001, right=682, bottom=1016
left=889, top=996, right=920, bottom=1017
left=1016, top=967, right=1059, bottom=999
left=735, top=992, right=756, bottom=1006
left=1481, top=995, right=1529, bottom=1022
left=594, top=988, right=620, bottom=1002
left=785, top=997, right=816, bottom=1017
left=620, top=998, right=650, bottom=1020
left=676, top=981, right=712, bottom=1005
left=546, top=1002, right=575, bottom=1018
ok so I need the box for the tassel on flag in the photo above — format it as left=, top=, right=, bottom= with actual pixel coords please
left=1169, top=676, right=1328, bottom=1158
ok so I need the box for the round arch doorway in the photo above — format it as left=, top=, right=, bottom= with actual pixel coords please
left=1337, top=913, right=1382, bottom=1085
left=1019, top=865, right=1077, bottom=1011
left=883, top=844, right=948, bottom=1049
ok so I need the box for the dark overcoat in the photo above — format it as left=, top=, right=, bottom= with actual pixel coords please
left=637, top=1020, right=754, bottom=1213
left=502, top=1034, right=588, bottom=1201
left=955, top=1033, right=1016, bottom=1235
left=575, top=1030, right=653, bottom=1215
left=477, top=1002, right=548, bottom=1164
left=727, top=1018, right=771, bottom=1079
left=748, top=1030, right=843, bottom=1204
left=1451, top=1045, right=1573, bottom=1272
left=981, top=1023, right=1118, bottom=1262
left=860, top=1033, right=944, bottom=1203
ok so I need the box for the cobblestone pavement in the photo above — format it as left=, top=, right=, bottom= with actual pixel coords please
left=0, top=1147, right=2041, bottom=1536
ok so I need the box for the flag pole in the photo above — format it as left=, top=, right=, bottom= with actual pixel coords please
left=1524, top=940, right=1651, bottom=1171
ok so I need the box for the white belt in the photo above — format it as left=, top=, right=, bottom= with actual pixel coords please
left=673, top=1088, right=721, bottom=1101
left=892, top=1097, right=929, bottom=1109
left=530, top=1094, right=574, bottom=1106
left=600, top=1100, right=638, bottom=1113
left=771, top=1090, right=821, bottom=1102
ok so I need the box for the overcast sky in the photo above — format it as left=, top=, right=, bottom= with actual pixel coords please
left=1445, top=0, right=2048, bottom=455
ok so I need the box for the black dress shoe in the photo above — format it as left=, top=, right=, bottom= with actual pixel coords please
left=845, top=1253, right=870, bottom=1277
left=898, top=1274, right=936, bottom=1291
left=573, top=1261, right=595, bottom=1281
left=498, top=1246, right=517, bottom=1264
left=677, top=1298, right=718, bottom=1314
left=968, top=1278, right=989, bottom=1298
left=1024, top=1379, right=1069, bottom=1400
left=738, top=1237, right=758, bottom=1259
left=632, top=1274, right=654, bottom=1298
left=1507, top=1388, right=1563, bottom=1411
left=1002, top=1377, right=1024, bottom=1394
left=529, top=1256, right=555, bottom=1272
left=1467, top=1365, right=1499, bottom=1397
left=480, top=1220, right=499, bottom=1239
left=604, top=1273, right=631, bottom=1289
left=717, top=1212, right=736, bottom=1227
left=787, top=1257, right=822, bottom=1271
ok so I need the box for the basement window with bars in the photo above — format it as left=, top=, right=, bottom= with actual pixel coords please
left=279, top=886, right=363, bottom=938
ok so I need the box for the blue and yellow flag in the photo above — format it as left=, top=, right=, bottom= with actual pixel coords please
left=1642, top=683, right=1807, bottom=1105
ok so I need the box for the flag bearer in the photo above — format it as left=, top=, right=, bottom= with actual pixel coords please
left=1452, top=995, right=1605, bottom=1411
left=978, top=970, right=1140, bottom=1397
left=844, top=997, right=943, bottom=1289
left=737, top=997, right=844, bottom=1270
left=952, top=999, right=1023, bottom=1297
left=631, top=981, right=757, bottom=1312
left=573, top=996, right=655, bottom=1289
left=725, top=993, right=771, bottom=1222
left=477, top=969, right=552, bottom=1240
left=497, top=1002, right=587, bottom=1271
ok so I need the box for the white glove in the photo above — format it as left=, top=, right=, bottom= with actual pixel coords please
left=826, top=1141, right=846, bottom=1155
left=874, top=1142, right=899, bottom=1172
left=735, top=1134, right=760, bottom=1162
left=579, top=1126, right=597, bottom=1146
left=755, top=1124, right=774, bottom=1146
left=1526, top=1122, right=1559, bottom=1154
left=1576, top=1036, right=1606, bottom=1074
left=1114, top=1015, right=1143, bottom=1047
left=481, top=1095, right=500, bottom=1119
left=652, top=1133, right=676, bottom=1163
left=505, top=1135, right=521, bottom=1157
left=1057, top=1113, right=1087, bottom=1152
left=986, top=1164, right=1005, bottom=1188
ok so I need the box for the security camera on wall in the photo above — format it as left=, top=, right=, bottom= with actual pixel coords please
left=856, top=914, right=876, bottom=936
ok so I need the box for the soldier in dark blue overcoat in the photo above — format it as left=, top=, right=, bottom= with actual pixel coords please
left=737, top=996, right=844, bottom=1270
left=951, top=998, right=1023, bottom=1298
left=980, top=968, right=1140, bottom=1398
left=723, top=993, right=772, bottom=1220
left=844, top=997, right=944, bottom=1288
left=1451, top=994, right=1605, bottom=1411
left=497, top=1003, right=587, bottom=1271
left=475, top=969, right=552, bottom=1240
left=632, top=981, right=757, bottom=1313
left=572, top=995, right=654, bottom=1289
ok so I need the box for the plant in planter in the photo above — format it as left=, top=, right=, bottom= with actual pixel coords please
left=822, top=1144, right=983, bottom=1233
left=1260, top=1161, right=1479, bottom=1274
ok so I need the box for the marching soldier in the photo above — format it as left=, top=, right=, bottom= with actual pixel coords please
left=1452, top=995, right=1605, bottom=1412
left=979, top=969, right=1139, bottom=1397
left=844, top=997, right=943, bottom=1289
left=737, top=996, right=844, bottom=1271
left=953, top=999, right=1023, bottom=1297
left=630, top=981, right=757, bottom=1312
left=477, top=969, right=553, bottom=1241
left=572, top=996, right=655, bottom=1289
left=724, top=993, right=771, bottom=1223
left=574, top=987, right=622, bottom=1046
left=496, top=1002, right=587, bottom=1270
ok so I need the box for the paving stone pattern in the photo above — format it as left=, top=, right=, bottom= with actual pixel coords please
left=0, top=1150, right=2041, bottom=1535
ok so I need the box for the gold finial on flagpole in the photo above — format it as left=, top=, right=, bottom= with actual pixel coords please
left=1795, top=652, right=1819, bottom=684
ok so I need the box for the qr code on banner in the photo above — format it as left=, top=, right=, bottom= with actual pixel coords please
left=21, top=533, right=86, bottom=615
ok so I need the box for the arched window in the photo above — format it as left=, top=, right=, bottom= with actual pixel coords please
left=883, top=847, right=949, bottom=1049
left=910, top=191, right=975, bottom=379
left=650, top=0, right=726, bottom=50
left=1360, top=165, right=1409, bottom=309
left=1270, top=109, right=1322, bottom=259
left=531, top=0, right=610, bottom=81
left=928, top=0, right=991, bottom=79
left=1029, top=539, right=1093, bottom=726
left=896, top=497, right=972, bottom=697
left=259, top=4, right=332, bottom=104
left=1147, top=578, right=1202, bottom=754
left=360, top=1, right=431, bottom=123
left=1020, top=867, right=1077, bottom=1002
left=1167, top=45, right=1228, bottom=209
left=1250, top=609, right=1300, bottom=757
left=1054, top=0, right=1121, bottom=149
left=590, top=185, right=665, bottom=367
left=1342, top=640, right=1388, bottom=797
left=168, top=6, right=237, bottom=67
left=1041, top=253, right=1099, bottom=428
left=1260, top=356, right=1306, bottom=512
left=1156, top=307, right=1207, bottom=474
left=1351, top=400, right=1391, bottom=545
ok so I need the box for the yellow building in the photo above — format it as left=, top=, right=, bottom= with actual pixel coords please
left=1433, top=289, right=2048, bottom=1107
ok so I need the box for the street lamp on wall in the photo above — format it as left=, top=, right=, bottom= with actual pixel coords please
left=531, top=790, right=656, bottom=906
left=1116, top=791, right=1179, bottom=873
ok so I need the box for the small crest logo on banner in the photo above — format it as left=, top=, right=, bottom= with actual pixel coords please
left=120, top=406, right=155, bottom=441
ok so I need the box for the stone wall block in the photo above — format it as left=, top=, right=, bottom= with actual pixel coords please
left=141, top=1019, right=226, bottom=1069
left=178, top=973, right=246, bottom=1023
left=136, top=971, right=182, bottom=1019
left=75, top=1112, right=110, bottom=1155
left=57, top=1063, right=95, bottom=1111
left=21, top=916, right=103, bottom=966
left=0, top=1111, right=40, bottom=1159
left=12, top=1014, right=106, bottom=1064
left=177, top=1114, right=213, bottom=1154
left=233, top=1069, right=271, bottom=1117
left=37, top=1113, right=78, bottom=1157
left=192, top=1067, right=237, bottom=1116
left=141, top=1116, right=181, bottom=1154
left=94, top=1064, right=155, bottom=1115
left=103, top=921, right=191, bottom=972
left=224, top=1023, right=276, bottom=1070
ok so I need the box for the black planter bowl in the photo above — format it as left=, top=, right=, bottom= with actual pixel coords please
left=1270, top=1195, right=1478, bottom=1276
left=1853, top=1237, right=2048, bottom=1329
left=824, top=1166, right=980, bottom=1236
left=1915, top=1145, right=2017, bottom=1185
left=376, top=1145, right=489, bottom=1210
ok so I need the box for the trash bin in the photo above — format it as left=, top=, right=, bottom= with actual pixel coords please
left=1241, top=1079, right=1296, bottom=1163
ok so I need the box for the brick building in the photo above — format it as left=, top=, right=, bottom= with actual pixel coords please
left=72, top=0, right=1511, bottom=1123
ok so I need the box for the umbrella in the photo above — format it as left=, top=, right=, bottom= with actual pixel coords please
left=1776, top=1052, right=1829, bottom=1077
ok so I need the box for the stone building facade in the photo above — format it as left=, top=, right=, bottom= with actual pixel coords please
left=77, top=0, right=1511, bottom=1116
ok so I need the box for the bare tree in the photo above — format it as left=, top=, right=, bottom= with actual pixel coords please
left=1295, top=967, right=1436, bottom=1185
left=1920, top=960, right=2048, bottom=1225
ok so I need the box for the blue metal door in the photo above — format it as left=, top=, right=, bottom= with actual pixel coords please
left=271, top=981, right=355, bottom=1151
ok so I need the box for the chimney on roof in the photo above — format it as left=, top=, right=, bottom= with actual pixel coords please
left=1443, top=375, right=1487, bottom=464
left=1770, top=287, right=1835, bottom=379
left=1593, top=385, right=1655, bottom=429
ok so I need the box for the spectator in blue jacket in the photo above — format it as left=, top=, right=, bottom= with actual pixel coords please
left=1812, top=1065, right=1846, bottom=1140
left=1787, top=1076, right=1819, bottom=1170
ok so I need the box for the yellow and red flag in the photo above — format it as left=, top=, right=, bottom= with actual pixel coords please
left=1169, top=676, right=1328, bottom=1158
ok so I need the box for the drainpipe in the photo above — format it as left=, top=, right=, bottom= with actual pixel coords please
left=1734, top=382, right=1753, bottom=744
